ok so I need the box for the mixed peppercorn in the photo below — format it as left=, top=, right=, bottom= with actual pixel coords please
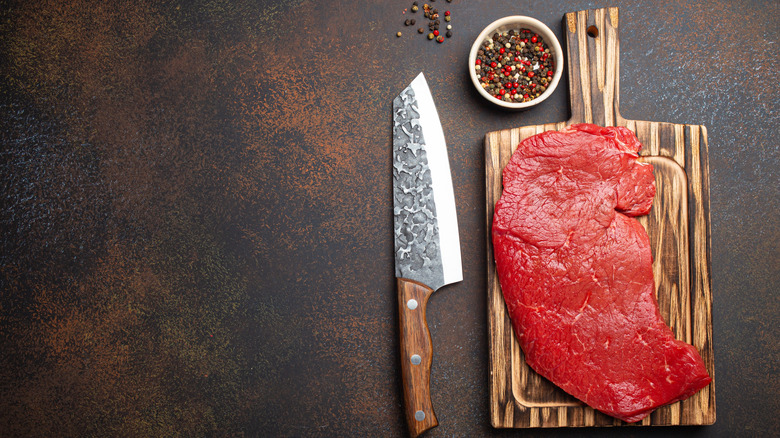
left=398, top=1, right=453, bottom=43
left=474, top=29, right=556, bottom=103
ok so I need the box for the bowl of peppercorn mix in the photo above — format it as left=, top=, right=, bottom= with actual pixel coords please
left=469, top=16, right=563, bottom=109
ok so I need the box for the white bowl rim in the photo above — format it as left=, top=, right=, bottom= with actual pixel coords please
left=468, top=16, right=564, bottom=109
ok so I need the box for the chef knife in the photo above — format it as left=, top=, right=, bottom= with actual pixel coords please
left=392, top=72, right=463, bottom=437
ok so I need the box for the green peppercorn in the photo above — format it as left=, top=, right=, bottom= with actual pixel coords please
left=427, top=32, right=434, bottom=40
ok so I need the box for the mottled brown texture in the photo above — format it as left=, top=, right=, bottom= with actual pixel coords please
left=0, top=0, right=777, bottom=437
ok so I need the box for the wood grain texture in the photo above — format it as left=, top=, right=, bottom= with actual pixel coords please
left=397, top=278, right=439, bottom=437
left=485, top=7, right=715, bottom=428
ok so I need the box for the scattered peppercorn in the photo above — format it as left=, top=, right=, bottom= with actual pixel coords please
left=401, top=1, right=453, bottom=44
left=397, top=31, right=402, bottom=37
left=436, top=35, right=444, bottom=43
left=474, top=28, right=556, bottom=103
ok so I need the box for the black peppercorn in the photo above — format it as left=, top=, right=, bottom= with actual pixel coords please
left=473, top=28, right=556, bottom=103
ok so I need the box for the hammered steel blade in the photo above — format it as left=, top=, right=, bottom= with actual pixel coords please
left=392, top=72, right=462, bottom=291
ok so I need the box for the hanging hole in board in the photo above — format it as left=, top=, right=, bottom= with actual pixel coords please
left=586, top=25, right=599, bottom=38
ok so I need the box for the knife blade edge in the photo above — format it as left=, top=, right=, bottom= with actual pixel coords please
left=410, top=73, right=463, bottom=287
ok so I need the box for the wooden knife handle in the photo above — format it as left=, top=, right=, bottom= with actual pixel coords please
left=397, top=278, right=438, bottom=437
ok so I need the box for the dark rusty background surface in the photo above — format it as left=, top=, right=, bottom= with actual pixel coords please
left=1, top=0, right=777, bottom=436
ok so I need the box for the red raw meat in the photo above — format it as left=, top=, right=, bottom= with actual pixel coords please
left=492, top=123, right=711, bottom=423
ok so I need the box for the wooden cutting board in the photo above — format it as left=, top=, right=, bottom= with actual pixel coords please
left=485, top=7, right=715, bottom=427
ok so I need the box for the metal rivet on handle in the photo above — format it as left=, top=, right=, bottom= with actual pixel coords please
left=415, top=410, right=425, bottom=421
left=411, top=354, right=422, bottom=365
left=406, top=299, right=418, bottom=310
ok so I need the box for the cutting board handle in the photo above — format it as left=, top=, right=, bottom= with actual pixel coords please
left=564, top=7, right=622, bottom=126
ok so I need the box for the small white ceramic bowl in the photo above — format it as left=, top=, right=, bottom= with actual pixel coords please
left=468, top=16, right=564, bottom=110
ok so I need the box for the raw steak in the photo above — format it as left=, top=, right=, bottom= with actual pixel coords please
left=492, top=123, right=711, bottom=423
